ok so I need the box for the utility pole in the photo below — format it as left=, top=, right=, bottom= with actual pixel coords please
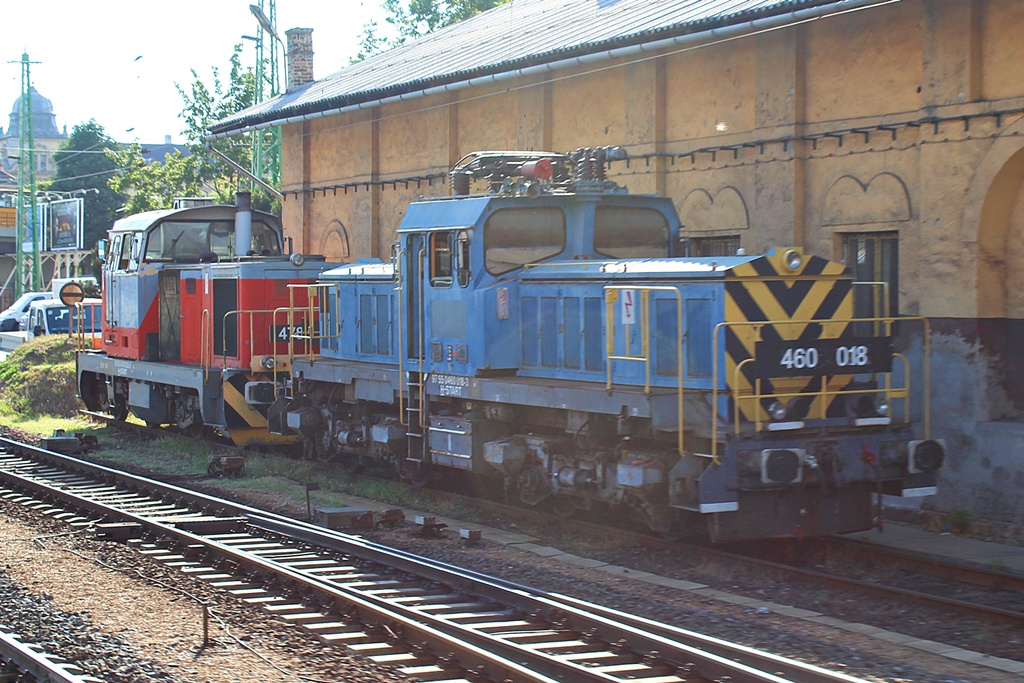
left=12, top=53, right=41, bottom=296
left=250, top=1, right=282, bottom=189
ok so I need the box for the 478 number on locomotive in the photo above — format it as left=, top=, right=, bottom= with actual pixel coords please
left=753, top=337, right=892, bottom=378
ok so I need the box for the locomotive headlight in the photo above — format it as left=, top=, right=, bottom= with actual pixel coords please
left=768, top=401, right=788, bottom=421
left=290, top=252, right=306, bottom=267
left=260, top=355, right=276, bottom=370
left=783, top=249, right=804, bottom=271
left=876, top=400, right=889, bottom=416
left=909, top=439, right=945, bottom=473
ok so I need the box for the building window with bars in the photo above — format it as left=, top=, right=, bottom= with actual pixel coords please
left=689, top=235, right=741, bottom=257
left=841, top=232, right=899, bottom=323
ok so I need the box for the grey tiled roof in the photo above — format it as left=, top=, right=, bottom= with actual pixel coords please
left=209, top=0, right=867, bottom=135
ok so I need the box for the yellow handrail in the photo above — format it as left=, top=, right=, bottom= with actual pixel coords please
left=417, top=245, right=426, bottom=429
left=396, top=249, right=406, bottom=426
left=711, top=315, right=932, bottom=461
left=201, top=308, right=210, bottom=382
left=604, top=286, right=684, bottom=457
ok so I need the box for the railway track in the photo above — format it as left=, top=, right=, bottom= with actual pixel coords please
left=0, top=435, right=869, bottom=683
left=726, top=535, right=1024, bottom=626
left=0, top=628, right=103, bottom=683
left=65, top=417, right=1024, bottom=629
left=66, top=416, right=1024, bottom=631
left=382, top=474, right=1024, bottom=630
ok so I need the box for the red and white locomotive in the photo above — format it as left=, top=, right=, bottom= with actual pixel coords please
left=77, top=194, right=333, bottom=444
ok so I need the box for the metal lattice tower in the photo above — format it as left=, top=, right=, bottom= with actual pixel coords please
left=251, top=1, right=282, bottom=188
left=12, top=53, right=41, bottom=296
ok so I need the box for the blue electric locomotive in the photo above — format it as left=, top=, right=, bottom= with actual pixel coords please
left=277, top=149, right=943, bottom=541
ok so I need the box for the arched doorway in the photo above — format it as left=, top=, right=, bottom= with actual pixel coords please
left=972, top=124, right=1024, bottom=319
left=968, top=118, right=1024, bottom=416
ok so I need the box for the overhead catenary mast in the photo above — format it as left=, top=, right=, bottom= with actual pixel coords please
left=12, top=52, right=42, bottom=296
left=250, top=1, right=282, bottom=189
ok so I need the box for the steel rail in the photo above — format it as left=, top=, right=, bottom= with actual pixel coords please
left=250, top=514, right=869, bottom=683
left=0, top=458, right=558, bottom=683
left=0, top=450, right=786, bottom=683
left=0, top=437, right=869, bottom=683
left=0, top=629, right=102, bottom=683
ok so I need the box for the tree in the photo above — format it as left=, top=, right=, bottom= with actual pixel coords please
left=108, top=45, right=276, bottom=214
left=357, top=0, right=511, bottom=59
left=48, top=121, right=126, bottom=249
left=106, top=145, right=203, bottom=216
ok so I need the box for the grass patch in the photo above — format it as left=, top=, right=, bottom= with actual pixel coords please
left=2, top=413, right=104, bottom=439
left=949, top=508, right=971, bottom=533
left=0, top=336, right=81, bottom=418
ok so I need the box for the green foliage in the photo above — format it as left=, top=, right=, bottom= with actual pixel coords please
left=357, top=0, right=511, bottom=59
left=949, top=508, right=971, bottom=533
left=108, top=45, right=268, bottom=212
left=107, top=145, right=204, bottom=215
left=0, top=336, right=80, bottom=418
left=48, top=121, right=127, bottom=250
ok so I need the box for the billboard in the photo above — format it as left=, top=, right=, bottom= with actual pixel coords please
left=18, top=203, right=45, bottom=253
left=48, top=198, right=83, bottom=251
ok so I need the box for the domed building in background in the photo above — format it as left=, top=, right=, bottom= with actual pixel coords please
left=0, top=86, right=68, bottom=181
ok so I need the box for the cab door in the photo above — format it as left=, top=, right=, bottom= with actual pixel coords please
left=404, top=233, right=426, bottom=366
left=158, top=270, right=181, bottom=361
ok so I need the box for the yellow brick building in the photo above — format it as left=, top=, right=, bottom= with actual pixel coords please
left=212, top=0, right=1024, bottom=526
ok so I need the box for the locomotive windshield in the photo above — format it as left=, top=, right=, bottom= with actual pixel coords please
left=594, top=206, right=670, bottom=259
left=484, top=207, right=566, bottom=275
left=143, top=219, right=282, bottom=261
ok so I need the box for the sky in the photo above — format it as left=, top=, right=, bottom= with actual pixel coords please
left=0, top=1, right=387, bottom=146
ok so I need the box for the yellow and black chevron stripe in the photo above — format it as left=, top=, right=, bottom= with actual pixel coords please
left=222, top=371, right=298, bottom=446
left=724, top=248, right=854, bottom=423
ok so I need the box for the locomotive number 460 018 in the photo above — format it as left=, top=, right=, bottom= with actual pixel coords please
left=753, top=337, right=892, bottom=378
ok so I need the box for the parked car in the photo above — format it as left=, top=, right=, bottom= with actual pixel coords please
left=26, top=298, right=102, bottom=340
left=0, top=291, right=54, bottom=331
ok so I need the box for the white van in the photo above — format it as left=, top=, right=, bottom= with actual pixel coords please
left=26, top=298, right=103, bottom=341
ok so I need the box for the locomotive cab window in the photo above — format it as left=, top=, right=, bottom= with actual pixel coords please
left=484, top=207, right=566, bottom=275
left=144, top=219, right=282, bottom=262
left=454, top=231, right=470, bottom=287
left=109, top=233, right=135, bottom=272
left=594, top=206, right=670, bottom=258
left=430, top=231, right=453, bottom=286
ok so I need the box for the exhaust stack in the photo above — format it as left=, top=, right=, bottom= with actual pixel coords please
left=235, top=191, right=252, bottom=256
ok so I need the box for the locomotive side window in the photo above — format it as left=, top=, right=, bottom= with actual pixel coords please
left=594, top=206, right=669, bottom=259
left=113, top=233, right=133, bottom=271
left=454, top=231, right=470, bottom=287
left=128, top=233, right=144, bottom=271
left=430, top=231, right=453, bottom=286
left=106, top=235, right=123, bottom=271
left=484, top=207, right=566, bottom=275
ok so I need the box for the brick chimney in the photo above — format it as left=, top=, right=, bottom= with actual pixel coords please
left=286, top=28, right=314, bottom=91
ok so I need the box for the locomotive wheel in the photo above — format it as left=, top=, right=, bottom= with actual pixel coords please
left=111, top=396, right=129, bottom=422
left=80, top=374, right=105, bottom=412
left=174, top=394, right=204, bottom=437
left=397, top=459, right=427, bottom=490
left=179, top=413, right=203, bottom=438
left=343, top=455, right=365, bottom=475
